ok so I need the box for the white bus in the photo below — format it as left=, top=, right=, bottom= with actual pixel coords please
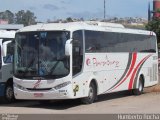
left=0, top=30, right=15, bottom=103
left=0, top=24, right=23, bottom=103
left=13, top=22, right=158, bottom=104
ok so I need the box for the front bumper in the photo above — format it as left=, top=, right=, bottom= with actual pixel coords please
left=14, top=87, right=72, bottom=100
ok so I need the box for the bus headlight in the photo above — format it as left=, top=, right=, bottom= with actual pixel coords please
left=54, top=81, right=71, bottom=90
left=14, top=83, right=26, bottom=91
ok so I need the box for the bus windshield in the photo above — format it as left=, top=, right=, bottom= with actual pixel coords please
left=14, top=31, right=70, bottom=79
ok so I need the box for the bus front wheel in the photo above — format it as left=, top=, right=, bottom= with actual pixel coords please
left=4, top=85, right=15, bottom=103
left=81, top=82, right=97, bottom=104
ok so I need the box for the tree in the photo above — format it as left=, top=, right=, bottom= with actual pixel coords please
left=80, top=17, right=84, bottom=21
left=0, top=10, right=14, bottom=24
left=66, top=17, right=73, bottom=22
left=15, top=10, right=36, bottom=26
left=146, top=17, right=160, bottom=44
left=5, top=10, right=14, bottom=23
left=15, top=10, right=25, bottom=25
left=146, top=9, right=160, bottom=45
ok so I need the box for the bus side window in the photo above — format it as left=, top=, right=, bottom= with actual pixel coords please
left=3, top=42, right=14, bottom=64
left=72, top=30, right=83, bottom=76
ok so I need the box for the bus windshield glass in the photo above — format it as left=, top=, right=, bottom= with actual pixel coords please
left=14, top=31, right=70, bottom=79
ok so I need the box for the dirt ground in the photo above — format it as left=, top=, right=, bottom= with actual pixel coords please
left=0, top=74, right=159, bottom=115
left=145, top=84, right=160, bottom=92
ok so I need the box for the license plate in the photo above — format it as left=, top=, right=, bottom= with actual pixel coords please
left=34, top=93, right=44, bottom=97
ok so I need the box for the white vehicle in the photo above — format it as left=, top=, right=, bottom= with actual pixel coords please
left=0, top=30, right=15, bottom=103
left=13, top=22, right=158, bottom=104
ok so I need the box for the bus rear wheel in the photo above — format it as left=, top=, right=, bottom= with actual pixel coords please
left=133, top=76, right=144, bottom=95
left=81, top=82, right=97, bottom=104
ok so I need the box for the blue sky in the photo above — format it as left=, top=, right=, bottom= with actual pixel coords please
left=0, top=0, right=152, bottom=22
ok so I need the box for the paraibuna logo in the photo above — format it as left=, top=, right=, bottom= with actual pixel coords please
left=86, top=55, right=120, bottom=68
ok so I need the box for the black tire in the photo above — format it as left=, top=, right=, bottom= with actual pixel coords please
left=2, top=85, right=15, bottom=103
left=81, top=82, right=97, bottom=104
left=133, top=76, right=144, bottom=95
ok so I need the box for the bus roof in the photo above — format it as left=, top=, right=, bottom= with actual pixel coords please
left=0, top=24, right=24, bottom=31
left=17, top=22, right=156, bottom=36
left=0, top=30, right=16, bottom=38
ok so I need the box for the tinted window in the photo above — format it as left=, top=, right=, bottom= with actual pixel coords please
left=72, top=30, right=83, bottom=76
left=3, top=42, right=14, bottom=63
left=85, top=30, right=156, bottom=53
left=14, top=31, right=70, bottom=79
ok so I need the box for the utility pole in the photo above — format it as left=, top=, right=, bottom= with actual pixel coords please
left=104, top=0, right=106, bottom=19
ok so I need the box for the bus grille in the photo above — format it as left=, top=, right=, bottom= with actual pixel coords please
left=153, top=64, right=158, bottom=81
left=26, top=88, right=52, bottom=91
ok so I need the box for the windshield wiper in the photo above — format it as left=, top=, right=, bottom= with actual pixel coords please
left=22, top=58, right=36, bottom=77
left=39, top=59, right=50, bottom=74
left=48, top=61, right=60, bottom=75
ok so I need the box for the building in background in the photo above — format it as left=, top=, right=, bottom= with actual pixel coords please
left=0, top=19, right=8, bottom=24
left=0, top=20, right=23, bottom=30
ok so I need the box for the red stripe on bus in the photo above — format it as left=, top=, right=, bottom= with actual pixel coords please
left=111, top=53, right=137, bottom=91
left=128, top=54, right=152, bottom=90
left=104, top=53, right=133, bottom=93
left=33, top=80, right=41, bottom=88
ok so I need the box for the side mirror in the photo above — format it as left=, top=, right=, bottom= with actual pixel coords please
left=2, top=43, right=7, bottom=57
left=2, top=41, right=12, bottom=57
left=65, top=40, right=72, bottom=56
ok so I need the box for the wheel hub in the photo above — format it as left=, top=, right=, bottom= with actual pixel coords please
left=88, top=87, right=94, bottom=100
left=139, top=81, right=143, bottom=92
left=6, top=87, right=13, bottom=100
